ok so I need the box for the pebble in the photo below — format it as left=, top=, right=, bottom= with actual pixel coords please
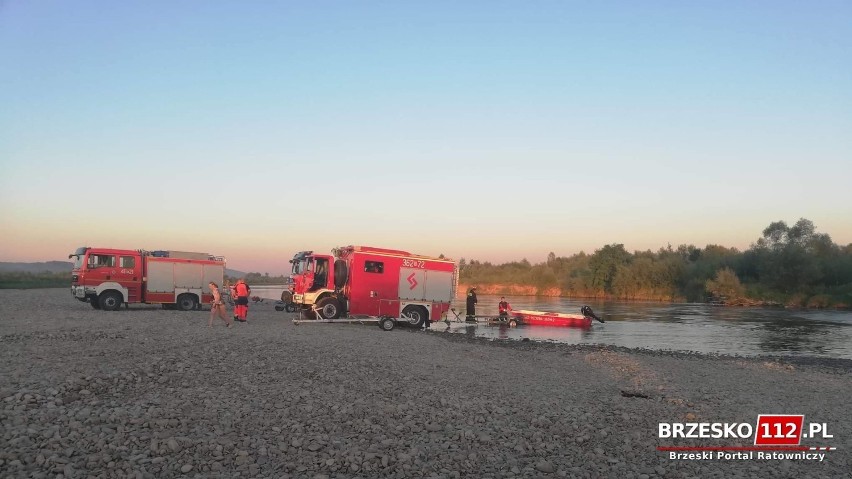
left=167, top=438, right=181, bottom=452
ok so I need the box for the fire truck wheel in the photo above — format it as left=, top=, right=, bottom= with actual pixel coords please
left=316, top=297, right=342, bottom=319
left=98, top=291, right=123, bottom=311
left=285, top=303, right=297, bottom=313
left=176, top=294, right=198, bottom=311
left=401, top=305, right=428, bottom=328
left=90, top=298, right=102, bottom=309
left=379, top=317, right=395, bottom=331
left=281, top=291, right=294, bottom=303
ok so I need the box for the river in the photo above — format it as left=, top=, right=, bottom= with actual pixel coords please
left=449, top=295, right=852, bottom=360
left=250, top=286, right=852, bottom=360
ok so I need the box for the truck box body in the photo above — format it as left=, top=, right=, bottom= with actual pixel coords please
left=143, top=256, right=224, bottom=304
left=341, top=247, right=456, bottom=319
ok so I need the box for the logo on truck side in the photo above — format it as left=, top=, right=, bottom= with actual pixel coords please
left=407, top=273, right=418, bottom=290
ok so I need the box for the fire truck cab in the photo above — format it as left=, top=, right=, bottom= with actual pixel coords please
left=288, top=246, right=457, bottom=328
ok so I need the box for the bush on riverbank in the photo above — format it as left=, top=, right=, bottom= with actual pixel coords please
left=460, top=218, right=852, bottom=309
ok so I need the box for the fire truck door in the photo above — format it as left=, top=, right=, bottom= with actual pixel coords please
left=398, top=268, right=426, bottom=301
left=86, top=252, right=116, bottom=284
left=304, top=260, right=316, bottom=291
left=114, top=254, right=141, bottom=302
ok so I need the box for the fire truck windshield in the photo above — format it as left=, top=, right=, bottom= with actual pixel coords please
left=70, top=254, right=84, bottom=269
left=292, top=259, right=310, bottom=275
left=69, top=247, right=88, bottom=268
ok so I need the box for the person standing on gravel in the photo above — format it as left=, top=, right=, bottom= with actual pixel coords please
left=234, top=278, right=251, bottom=322
left=208, top=282, right=232, bottom=328
left=225, top=279, right=238, bottom=323
left=465, top=287, right=478, bottom=322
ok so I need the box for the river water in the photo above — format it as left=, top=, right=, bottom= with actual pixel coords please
left=251, top=286, right=852, bottom=360
left=449, top=295, right=852, bottom=360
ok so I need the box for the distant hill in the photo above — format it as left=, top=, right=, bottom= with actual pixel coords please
left=0, top=261, right=246, bottom=278
left=0, top=261, right=73, bottom=273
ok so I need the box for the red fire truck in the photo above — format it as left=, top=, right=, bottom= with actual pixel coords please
left=69, top=247, right=225, bottom=311
left=286, top=245, right=457, bottom=328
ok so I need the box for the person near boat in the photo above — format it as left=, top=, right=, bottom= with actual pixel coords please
left=498, top=297, right=512, bottom=317
left=465, top=287, right=478, bottom=322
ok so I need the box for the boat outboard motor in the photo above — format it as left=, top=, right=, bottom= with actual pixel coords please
left=581, top=305, right=604, bottom=323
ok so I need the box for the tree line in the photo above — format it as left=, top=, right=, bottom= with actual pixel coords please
left=459, top=219, right=852, bottom=308
left=225, top=272, right=290, bottom=285
left=0, top=271, right=69, bottom=289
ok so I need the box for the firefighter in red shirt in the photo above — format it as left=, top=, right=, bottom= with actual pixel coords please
left=498, top=296, right=512, bottom=318
left=234, top=279, right=251, bottom=322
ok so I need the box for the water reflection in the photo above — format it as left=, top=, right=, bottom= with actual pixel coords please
left=444, top=295, right=852, bottom=359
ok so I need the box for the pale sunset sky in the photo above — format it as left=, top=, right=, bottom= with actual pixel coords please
left=1, top=1, right=850, bottom=275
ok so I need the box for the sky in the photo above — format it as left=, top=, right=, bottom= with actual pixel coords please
left=1, top=1, right=851, bottom=275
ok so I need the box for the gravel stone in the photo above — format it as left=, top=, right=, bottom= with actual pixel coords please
left=0, top=289, right=849, bottom=479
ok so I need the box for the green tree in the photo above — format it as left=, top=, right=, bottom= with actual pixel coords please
left=588, top=244, right=631, bottom=294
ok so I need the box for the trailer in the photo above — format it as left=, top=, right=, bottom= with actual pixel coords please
left=290, top=298, right=450, bottom=331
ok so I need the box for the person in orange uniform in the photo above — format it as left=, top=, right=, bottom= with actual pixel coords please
left=234, top=278, right=251, bottom=322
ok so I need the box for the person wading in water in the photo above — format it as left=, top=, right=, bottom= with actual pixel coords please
left=498, top=296, right=512, bottom=318
left=465, top=287, right=478, bottom=322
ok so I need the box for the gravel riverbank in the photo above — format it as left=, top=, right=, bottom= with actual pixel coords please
left=1, top=289, right=849, bottom=478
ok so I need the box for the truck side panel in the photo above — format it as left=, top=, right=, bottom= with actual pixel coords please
left=146, top=260, right=174, bottom=293
left=202, top=264, right=224, bottom=288
left=174, top=262, right=202, bottom=289
left=398, top=267, right=426, bottom=301
left=423, top=270, right=454, bottom=303
left=397, top=268, right=454, bottom=303
left=346, top=255, right=401, bottom=317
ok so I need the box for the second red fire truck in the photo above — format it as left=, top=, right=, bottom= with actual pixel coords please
left=285, top=245, right=457, bottom=328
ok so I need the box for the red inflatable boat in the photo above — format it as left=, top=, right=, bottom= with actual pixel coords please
left=508, top=306, right=603, bottom=328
